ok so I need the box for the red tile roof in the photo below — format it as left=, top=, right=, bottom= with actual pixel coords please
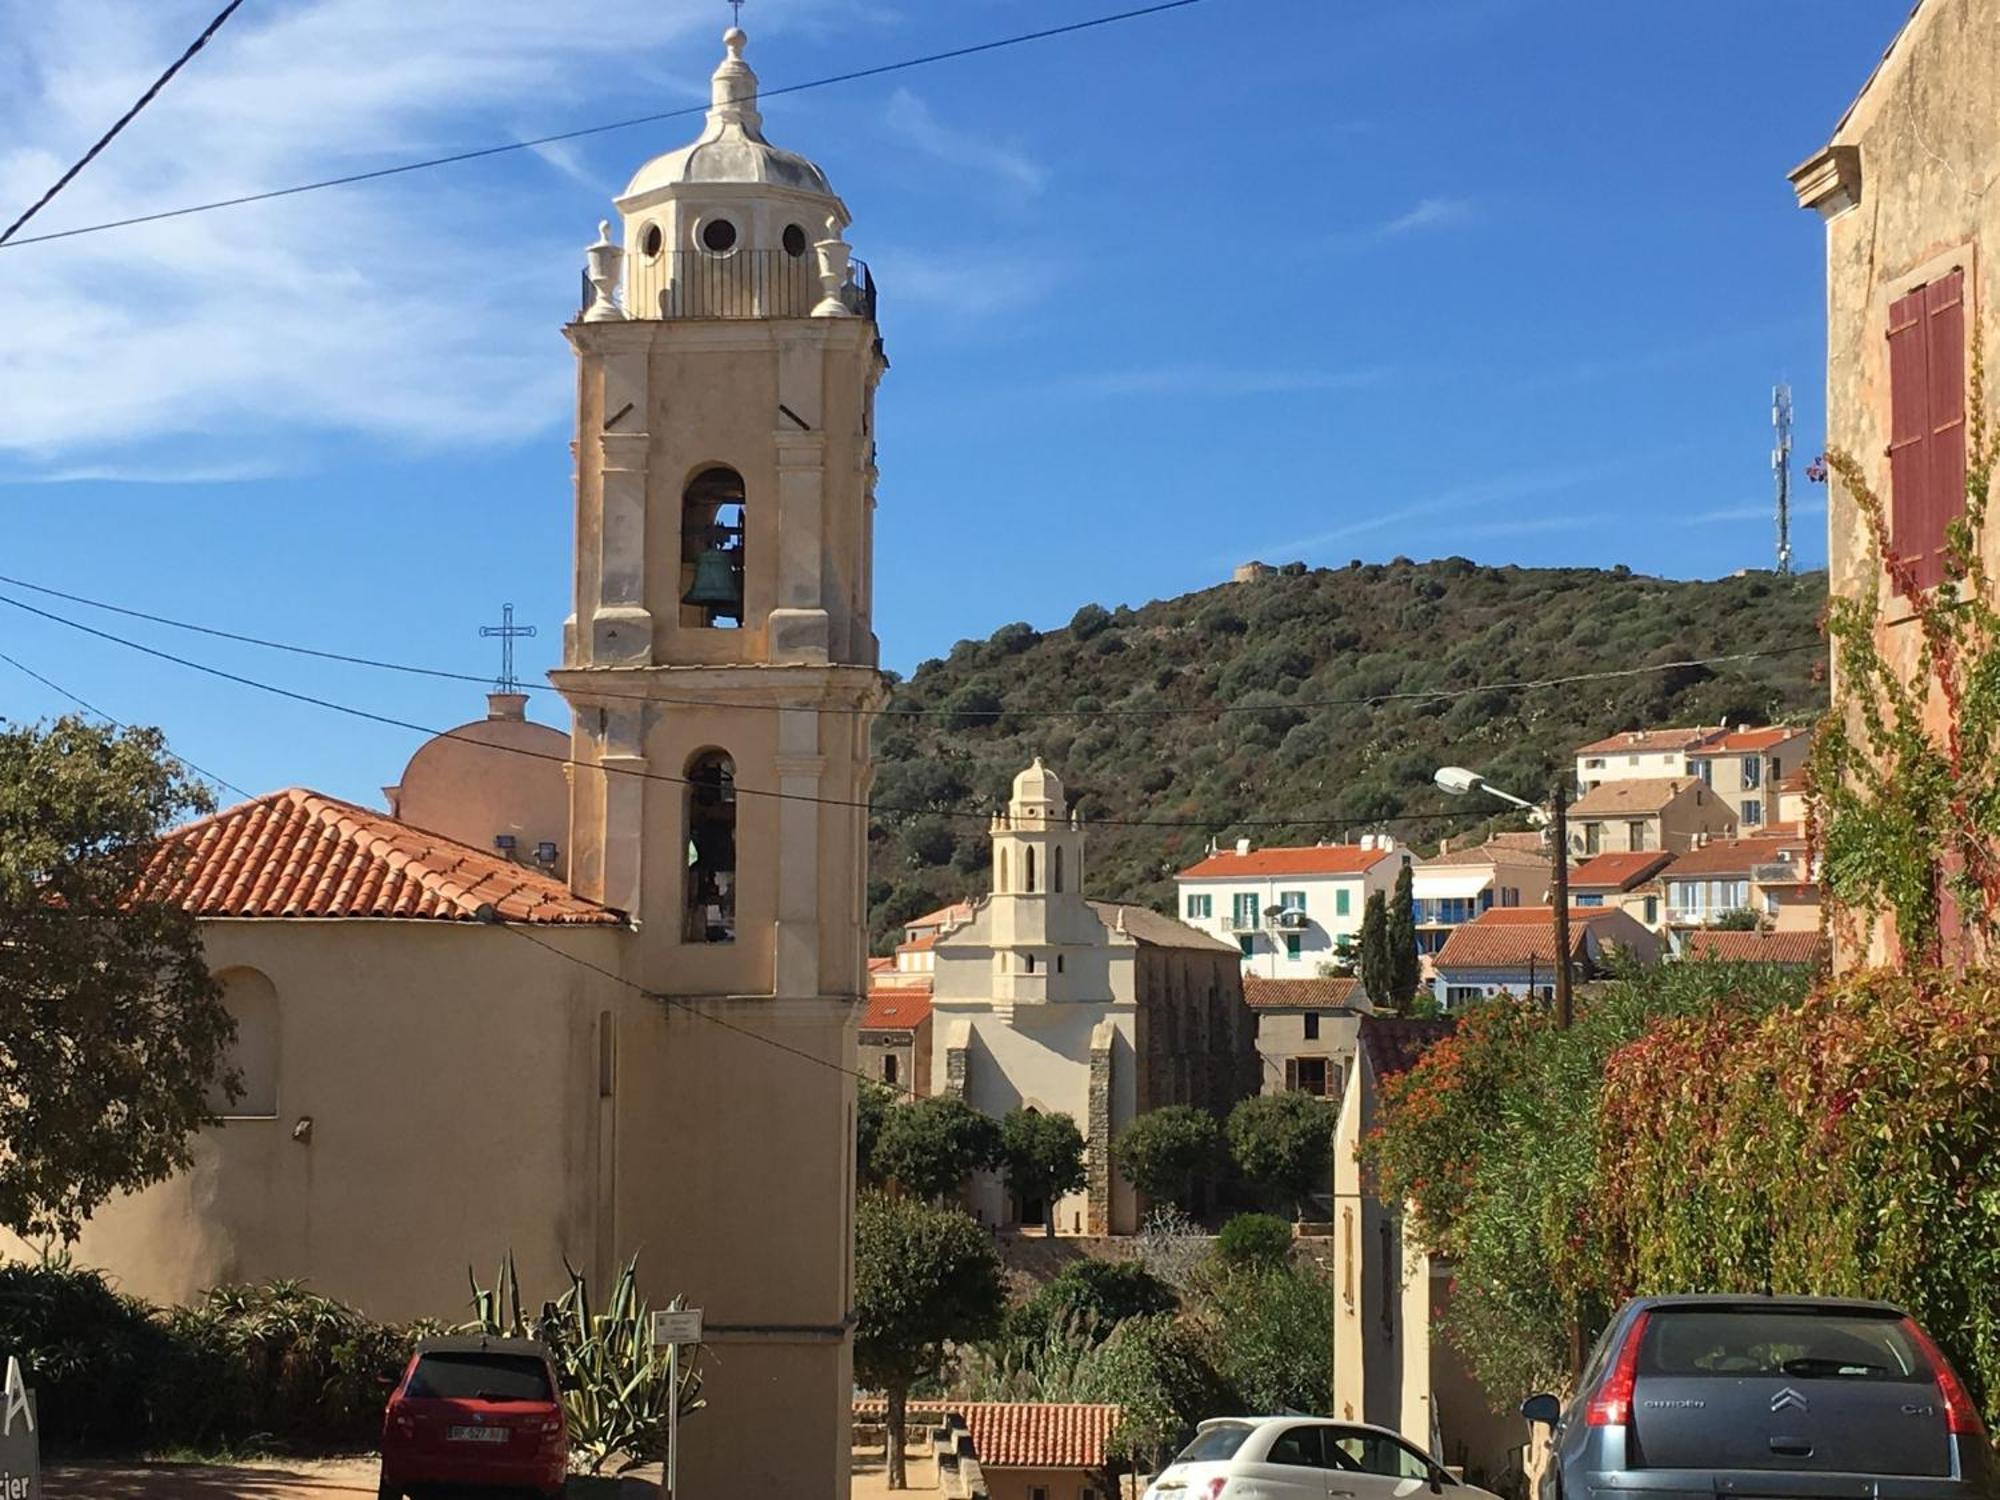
left=1178, top=844, right=1397, bottom=879
left=1664, top=835, right=1808, bottom=878
left=1576, top=726, right=1719, bottom=756
left=1359, top=1015, right=1454, bottom=1081
left=139, top=788, right=620, bottom=925
left=1243, top=975, right=1364, bottom=1011
left=867, top=956, right=895, bottom=974
left=1681, top=930, right=1825, bottom=965
left=1473, top=906, right=1615, bottom=926
left=1710, top=726, right=1808, bottom=752
left=1432, top=906, right=1635, bottom=969
left=904, top=901, right=972, bottom=932
left=853, top=1401, right=1120, bottom=1469
left=898, top=932, right=938, bottom=953
left=1570, top=778, right=1704, bottom=816
left=1568, top=851, right=1676, bottom=890
left=860, top=988, right=932, bottom=1032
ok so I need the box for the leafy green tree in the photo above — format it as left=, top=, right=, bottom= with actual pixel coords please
left=1074, top=1313, right=1230, bottom=1472
left=872, top=1096, right=1001, bottom=1201
left=1714, top=907, right=1764, bottom=931
left=1389, top=862, right=1420, bottom=1005
left=1214, top=1212, right=1292, bottom=1269
left=1110, top=1106, right=1221, bottom=1213
left=854, top=1194, right=1005, bottom=1487
left=1021, top=1258, right=1177, bottom=1338
left=1359, top=889, right=1393, bottom=1005
left=857, top=1079, right=898, bottom=1187
left=0, top=716, right=236, bottom=1240
left=1196, top=1261, right=1333, bottom=1416
left=997, top=1108, right=1087, bottom=1237
left=1225, top=1093, right=1332, bottom=1219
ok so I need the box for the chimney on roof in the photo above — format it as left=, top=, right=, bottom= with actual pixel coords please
left=1439, top=837, right=1451, bottom=855
left=1235, top=837, right=1252, bottom=856
left=487, top=692, right=528, bottom=721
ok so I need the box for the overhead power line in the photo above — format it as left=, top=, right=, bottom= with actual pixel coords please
left=0, top=588, right=1507, bottom=834
left=0, top=573, right=1825, bottom=721
left=0, top=0, right=1208, bottom=251
left=0, top=648, right=252, bottom=800
left=1, top=0, right=249, bottom=246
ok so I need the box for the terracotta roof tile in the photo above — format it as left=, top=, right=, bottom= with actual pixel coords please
left=1087, top=902, right=1241, bottom=953
left=139, top=789, right=620, bottom=925
left=1418, top=838, right=1553, bottom=871
left=860, top=988, right=933, bottom=1032
left=1664, top=835, right=1809, bottom=878
left=1243, top=975, right=1364, bottom=1011
left=1681, top=930, right=1825, bottom=965
left=1710, top=726, right=1809, bottom=752
left=1432, top=906, right=1618, bottom=968
left=852, top=1401, right=1120, bottom=1469
left=904, top=902, right=972, bottom=931
left=1568, top=851, right=1676, bottom=890
left=1576, top=726, right=1720, bottom=756
left=1570, top=778, right=1706, bottom=816
left=1178, top=845, right=1398, bottom=879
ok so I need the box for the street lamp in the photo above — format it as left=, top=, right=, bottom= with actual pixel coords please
left=1433, top=765, right=1573, bottom=1029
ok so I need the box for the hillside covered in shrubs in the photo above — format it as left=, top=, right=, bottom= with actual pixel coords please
left=869, top=559, right=1827, bottom=945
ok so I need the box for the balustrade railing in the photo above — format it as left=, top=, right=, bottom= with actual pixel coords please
left=609, top=249, right=877, bottom=322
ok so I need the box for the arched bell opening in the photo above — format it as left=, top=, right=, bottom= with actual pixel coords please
left=684, top=749, right=737, bottom=943
left=681, top=466, right=746, bottom=628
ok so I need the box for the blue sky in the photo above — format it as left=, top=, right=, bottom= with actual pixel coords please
left=0, top=0, right=1900, bottom=807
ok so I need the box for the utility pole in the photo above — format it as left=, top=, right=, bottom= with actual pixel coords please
left=1773, top=383, right=1794, bottom=576
left=1550, top=780, right=1572, bottom=1031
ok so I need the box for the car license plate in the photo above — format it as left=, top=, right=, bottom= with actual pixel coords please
left=448, top=1425, right=510, bottom=1443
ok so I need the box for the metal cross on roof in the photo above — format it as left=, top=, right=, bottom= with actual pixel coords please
left=479, top=603, right=537, bottom=694
left=729, top=0, right=744, bottom=25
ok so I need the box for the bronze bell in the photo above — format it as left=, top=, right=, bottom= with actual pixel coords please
left=682, top=544, right=744, bottom=615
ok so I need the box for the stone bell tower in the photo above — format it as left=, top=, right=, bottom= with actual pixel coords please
left=552, top=26, right=884, bottom=1498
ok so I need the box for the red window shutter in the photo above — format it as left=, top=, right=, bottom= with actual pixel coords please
left=1285, top=1057, right=1298, bottom=1092
left=1920, top=269, right=1967, bottom=590
left=1886, top=287, right=1933, bottom=591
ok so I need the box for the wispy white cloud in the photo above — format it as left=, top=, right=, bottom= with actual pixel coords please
left=1689, top=496, right=1829, bottom=524
left=0, top=0, right=842, bottom=473
left=1376, top=196, right=1475, bottom=236
left=883, top=87, right=1046, bottom=194
left=2, top=460, right=282, bottom=485
left=1057, top=365, right=1387, bottom=399
left=867, top=245, right=1063, bottom=319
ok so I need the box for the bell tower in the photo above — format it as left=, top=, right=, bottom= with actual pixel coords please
left=553, top=26, right=884, bottom=1498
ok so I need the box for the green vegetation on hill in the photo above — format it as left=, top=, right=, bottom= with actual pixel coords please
left=868, top=558, right=1828, bottom=948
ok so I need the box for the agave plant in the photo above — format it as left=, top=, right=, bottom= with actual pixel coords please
left=465, top=1252, right=703, bottom=1476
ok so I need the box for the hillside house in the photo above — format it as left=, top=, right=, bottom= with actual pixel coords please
left=1685, top=726, right=1814, bottom=830
left=1176, top=838, right=1411, bottom=977
left=1574, top=726, right=1720, bottom=791
left=1790, top=0, right=1999, bottom=967
left=1430, top=907, right=1659, bottom=1010
left=1244, top=974, right=1370, bottom=1098
left=1568, top=776, right=1736, bottom=855
left=1567, top=850, right=1675, bottom=932
left=1411, top=836, right=1553, bottom=964
left=859, top=987, right=933, bottom=1094
left=1661, top=833, right=1819, bottom=940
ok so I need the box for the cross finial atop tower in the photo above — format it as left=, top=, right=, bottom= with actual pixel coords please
left=479, top=603, right=537, bottom=694
left=729, top=0, right=743, bottom=26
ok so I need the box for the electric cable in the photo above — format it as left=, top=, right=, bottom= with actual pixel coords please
left=0, top=573, right=1826, bottom=721
left=0, top=0, right=1208, bottom=251
left=1, top=0, right=249, bottom=245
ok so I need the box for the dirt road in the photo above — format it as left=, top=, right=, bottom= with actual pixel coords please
left=44, top=1458, right=380, bottom=1498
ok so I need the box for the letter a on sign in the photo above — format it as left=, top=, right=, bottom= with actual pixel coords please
left=3, top=1357, right=31, bottom=1436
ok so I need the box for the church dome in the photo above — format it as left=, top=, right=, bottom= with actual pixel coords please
left=621, top=29, right=838, bottom=204
left=1012, top=757, right=1066, bottom=813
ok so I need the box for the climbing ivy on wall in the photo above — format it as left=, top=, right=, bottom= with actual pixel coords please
left=1810, top=352, right=2000, bottom=964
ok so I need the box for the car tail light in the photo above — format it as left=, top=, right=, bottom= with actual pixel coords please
left=1901, top=1318, right=1987, bottom=1438
left=1202, top=1480, right=1229, bottom=1500
left=1586, top=1310, right=1652, bottom=1427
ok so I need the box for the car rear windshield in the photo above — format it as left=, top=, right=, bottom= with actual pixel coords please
left=1175, top=1423, right=1254, bottom=1461
left=406, top=1352, right=554, bottom=1401
left=1639, top=1309, right=1931, bottom=1382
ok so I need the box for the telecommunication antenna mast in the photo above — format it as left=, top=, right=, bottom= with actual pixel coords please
left=1772, top=383, right=1794, bottom=575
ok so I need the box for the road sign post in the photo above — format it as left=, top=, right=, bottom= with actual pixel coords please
left=650, top=1310, right=702, bottom=1497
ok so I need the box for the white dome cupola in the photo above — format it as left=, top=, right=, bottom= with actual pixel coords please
left=607, top=27, right=858, bottom=321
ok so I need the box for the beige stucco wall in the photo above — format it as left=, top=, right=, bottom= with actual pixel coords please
left=1576, top=782, right=1736, bottom=855
left=1254, top=1008, right=1361, bottom=1097
left=1803, top=0, right=2000, bottom=967
left=983, top=1468, right=1105, bottom=1500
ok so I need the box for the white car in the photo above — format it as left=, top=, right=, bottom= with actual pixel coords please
left=1143, top=1417, right=1503, bottom=1500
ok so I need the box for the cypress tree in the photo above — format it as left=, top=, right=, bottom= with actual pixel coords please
left=1389, top=861, right=1420, bottom=1006
left=1359, top=889, right=1392, bottom=1005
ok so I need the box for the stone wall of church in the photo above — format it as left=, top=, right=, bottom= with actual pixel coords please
left=1133, top=947, right=1257, bottom=1119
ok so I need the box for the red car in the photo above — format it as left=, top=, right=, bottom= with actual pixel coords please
left=379, top=1335, right=568, bottom=1500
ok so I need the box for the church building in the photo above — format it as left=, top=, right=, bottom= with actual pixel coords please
left=930, top=761, right=1254, bottom=1235
left=12, top=29, right=880, bottom=1499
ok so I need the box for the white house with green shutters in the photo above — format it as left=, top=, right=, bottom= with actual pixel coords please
left=1174, top=836, right=1409, bottom=978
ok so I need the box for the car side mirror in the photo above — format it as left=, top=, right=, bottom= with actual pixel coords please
left=1520, top=1392, right=1561, bottom=1428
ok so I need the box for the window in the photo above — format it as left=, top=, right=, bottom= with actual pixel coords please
left=881, top=1053, right=898, bottom=1085
left=681, top=466, right=746, bottom=628
left=1741, top=799, right=1764, bottom=828
left=1284, top=934, right=1302, bottom=959
left=684, top=750, right=736, bottom=943
left=1330, top=1429, right=1436, bottom=1482
left=782, top=222, right=808, bottom=257
left=1266, top=1426, right=1330, bottom=1467
left=1026, top=1488, right=1050, bottom=1500
left=1499, top=886, right=1518, bottom=908
left=1335, top=888, right=1351, bottom=917
left=1692, top=758, right=1713, bottom=786
left=1056, top=954, right=1065, bottom=973
left=1173, top=1424, right=1254, bottom=1462
left=1627, top=820, right=1649, bottom=850
left=1583, top=822, right=1603, bottom=855
left=1887, top=267, right=1968, bottom=591
left=1186, top=893, right=1212, bottom=920
left=1303, top=1013, right=1320, bottom=1041
left=1742, top=755, right=1762, bottom=789
left=1627, top=755, right=1640, bottom=766
left=1279, top=889, right=1307, bottom=913
left=407, top=1352, right=552, bottom=1402
left=1024, top=954, right=1036, bottom=974
left=1286, top=1056, right=1329, bottom=1095
left=1052, top=845, right=1065, bottom=893
left=1444, top=985, right=1483, bottom=1008
left=1238, top=937, right=1254, bottom=957
left=1025, top=847, right=1037, bottom=892
left=640, top=221, right=664, bottom=258
left=698, top=216, right=738, bottom=254
left=1233, top=892, right=1260, bottom=929
left=1644, top=894, right=1659, bottom=925
left=1575, top=893, right=1604, bottom=908
left=999, top=849, right=1009, bottom=893
left=209, top=968, right=278, bottom=1117
left=1585, top=757, right=1605, bottom=769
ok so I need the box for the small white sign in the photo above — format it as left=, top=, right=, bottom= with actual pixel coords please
left=651, top=1309, right=703, bottom=1346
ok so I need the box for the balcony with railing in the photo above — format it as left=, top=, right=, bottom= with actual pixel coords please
left=611, top=249, right=878, bottom=322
